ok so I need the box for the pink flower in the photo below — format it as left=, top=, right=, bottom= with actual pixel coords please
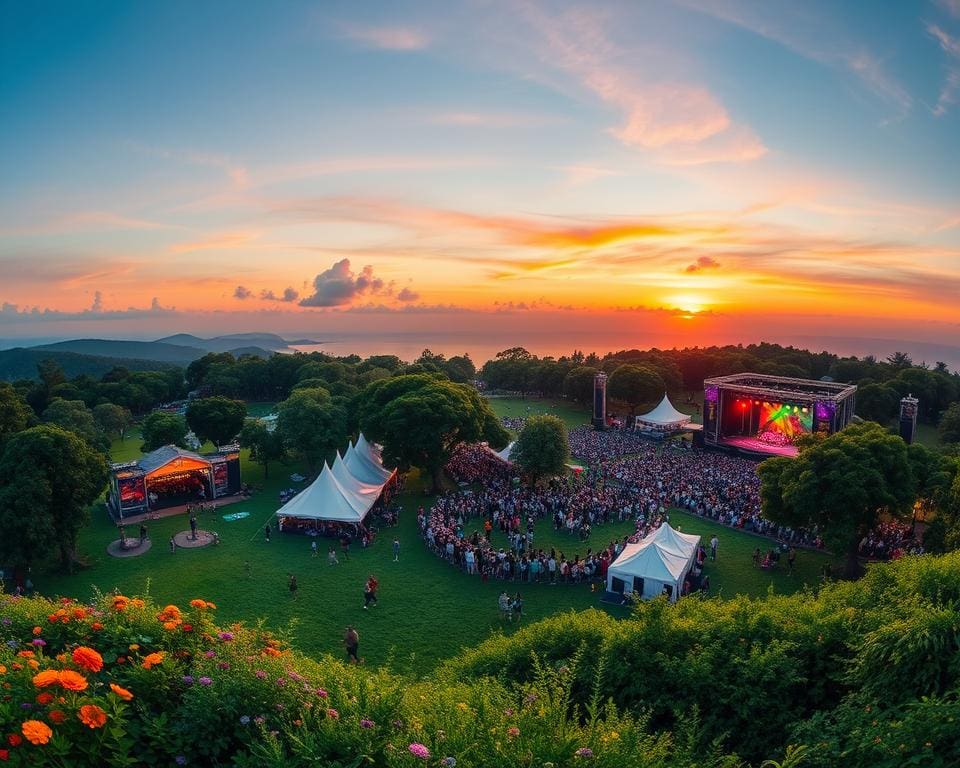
left=507, top=726, right=520, bottom=738
left=575, top=747, right=594, bottom=759
left=255, top=670, right=266, bottom=679
left=326, top=708, right=339, bottom=720
left=360, top=718, right=375, bottom=729
left=316, top=688, right=328, bottom=698
left=409, top=743, right=431, bottom=760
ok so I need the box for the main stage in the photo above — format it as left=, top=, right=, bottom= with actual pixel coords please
left=718, top=436, right=799, bottom=458
left=702, top=373, right=856, bottom=459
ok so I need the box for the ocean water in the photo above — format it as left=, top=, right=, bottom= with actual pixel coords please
left=290, top=332, right=960, bottom=371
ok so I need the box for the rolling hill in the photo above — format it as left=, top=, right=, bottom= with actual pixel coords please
left=0, top=347, right=182, bottom=381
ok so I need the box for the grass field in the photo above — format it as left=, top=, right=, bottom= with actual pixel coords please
left=34, top=408, right=831, bottom=677
left=486, top=396, right=589, bottom=433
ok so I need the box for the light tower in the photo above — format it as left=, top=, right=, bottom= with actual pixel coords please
left=592, top=372, right=608, bottom=430
left=899, top=393, right=919, bottom=444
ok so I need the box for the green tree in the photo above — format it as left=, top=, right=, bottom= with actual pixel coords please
left=855, top=383, right=900, bottom=423
left=444, top=354, right=476, bottom=383
left=357, top=374, right=508, bottom=491
left=0, top=425, right=108, bottom=571
left=886, top=351, right=914, bottom=372
left=562, top=366, right=598, bottom=407
left=186, top=396, right=247, bottom=447
left=42, top=399, right=110, bottom=453
left=140, top=411, right=189, bottom=451
left=92, top=402, right=134, bottom=441
left=939, top=403, right=960, bottom=445
left=758, top=421, right=916, bottom=578
left=239, top=420, right=285, bottom=479
left=512, top=414, right=569, bottom=485
left=276, top=387, right=347, bottom=472
left=608, top=364, right=665, bottom=416
left=0, top=382, right=32, bottom=444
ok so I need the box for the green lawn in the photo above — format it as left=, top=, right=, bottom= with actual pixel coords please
left=487, top=397, right=589, bottom=433
left=36, top=419, right=829, bottom=678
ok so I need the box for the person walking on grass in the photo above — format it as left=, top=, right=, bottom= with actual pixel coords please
left=512, top=592, right=524, bottom=623
left=710, top=535, right=719, bottom=561
left=311, top=539, right=318, bottom=557
left=787, top=546, right=797, bottom=575
left=498, top=591, right=511, bottom=621
left=343, top=626, right=360, bottom=664
left=169, top=536, right=176, bottom=554
left=264, top=524, right=271, bottom=543
left=328, top=547, right=339, bottom=566
left=363, top=575, right=379, bottom=609
left=393, top=538, right=400, bottom=562
left=288, top=574, right=298, bottom=600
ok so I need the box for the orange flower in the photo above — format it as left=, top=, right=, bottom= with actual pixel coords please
left=48, top=710, right=66, bottom=725
left=27, top=660, right=39, bottom=670
left=0, top=664, right=6, bottom=674
left=205, top=602, right=217, bottom=610
left=72, top=647, right=103, bottom=673
left=32, top=670, right=59, bottom=688
left=112, top=596, right=129, bottom=611
left=77, top=704, right=107, bottom=729
left=57, top=670, right=88, bottom=692
left=131, top=598, right=145, bottom=608
left=163, top=621, right=178, bottom=631
left=262, top=646, right=281, bottom=657
left=189, top=599, right=207, bottom=609
left=36, top=692, right=54, bottom=705
left=17, top=650, right=35, bottom=659
left=109, top=683, right=133, bottom=701
left=91, top=622, right=104, bottom=631
left=141, top=652, right=165, bottom=670
left=32, top=627, right=42, bottom=636
left=72, top=608, right=88, bottom=620
left=21, top=720, right=52, bottom=745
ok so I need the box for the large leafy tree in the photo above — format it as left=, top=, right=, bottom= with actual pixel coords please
left=939, top=403, right=960, bottom=445
left=92, top=402, right=134, bottom=441
left=42, top=398, right=110, bottom=453
left=276, top=387, right=348, bottom=472
left=0, top=425, right=108, bottom=572
left=0, top=382, right=32, bottom=444
left=357, top=374, right=508, bottom=491
left=239, top=420, right=286, bottom=479
left=608, top=364, right=665, bottom=416
left=512, top=415, right=569, bottom=485
left=140, top=411, right=189, bottom=451
left=562, top=366, right=598, bottom=407
left=855, top=383, right=901, bottom=424
left=758, top=421, right=917, bottom=578
left=186, top=396, right=247, bottom=447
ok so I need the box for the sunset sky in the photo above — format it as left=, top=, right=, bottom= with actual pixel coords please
left=1, top=0, right=959, bottom=351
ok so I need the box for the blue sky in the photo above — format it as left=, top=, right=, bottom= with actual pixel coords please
left=0, top=0, right=958, bottom=345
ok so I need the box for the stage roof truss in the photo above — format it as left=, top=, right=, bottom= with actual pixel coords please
left=703, top=373, right=856, bottom=403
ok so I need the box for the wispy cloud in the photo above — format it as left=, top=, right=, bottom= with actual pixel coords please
left=0, top=297, right=176, bottom=324
left=928, top=24, right=960, bottom=116
left=342, top=24, right=429, bottom=51
left=520, top=4, right=767, bottom=163
left=677, top=0, right=913, bottom=119
left=169, top=231, right=258, bottom=254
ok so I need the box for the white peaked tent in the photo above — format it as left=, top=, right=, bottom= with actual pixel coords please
left=493, top=441, right=515, bottom=464
left=635, top=394, right=692, bottom=431
left=274, top=461, right=368, bottom=524
left=276, top=433, right=395, bottom=524
left=606, top=523, right=701, bottom=603
left=344, top=434, right=395, bottom=485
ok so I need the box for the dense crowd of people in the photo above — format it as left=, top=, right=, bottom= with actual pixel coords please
left=859, top=520, right=921, bottom=559
left=566, top=426, right=652, bottom=464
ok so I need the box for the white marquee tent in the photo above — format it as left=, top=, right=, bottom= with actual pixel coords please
left=606, top=523, right=701, bottom=603
left=635, top=394, right=692, bottom=431
left=275, top=433, right=396, bottom=525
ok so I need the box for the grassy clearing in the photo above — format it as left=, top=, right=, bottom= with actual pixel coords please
left=486, top=397, right=589, bottom=433
left=36, top=437, right=829, bottom=678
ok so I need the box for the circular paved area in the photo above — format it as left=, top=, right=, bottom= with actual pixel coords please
left=173, top=530, right=217, bottom=549
left=107, top=538, right=153, bottom=558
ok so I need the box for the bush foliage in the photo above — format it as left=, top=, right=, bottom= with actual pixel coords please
left=3, top=551, right=960, bottom=766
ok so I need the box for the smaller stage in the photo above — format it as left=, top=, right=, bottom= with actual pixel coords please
left=720, top=436, right=799, bottom=458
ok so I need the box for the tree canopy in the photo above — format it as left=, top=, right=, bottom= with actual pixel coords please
left=940, top=403, right=960, bottom=445
left=41, top=398, right=110, bottom=453
left=357, top=374, right=508, bottom=490
left=758, top=421, right=917, bottom=577
left=0, top=425, right=108, bottom=571
left=276, top=387, right=348, bottom=472
left=186, top=396, right=247, bottom=447
left=0, top=382, right=31, bottom=444
left=140, top=411, right=189, bottom=452
left=607, top=364, right=665, bottom=415
left=92, top=402, right=134, bottom=440
left=239, top=420, right=285, bottom=479
left=511, top=414, right=569, bottom=484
